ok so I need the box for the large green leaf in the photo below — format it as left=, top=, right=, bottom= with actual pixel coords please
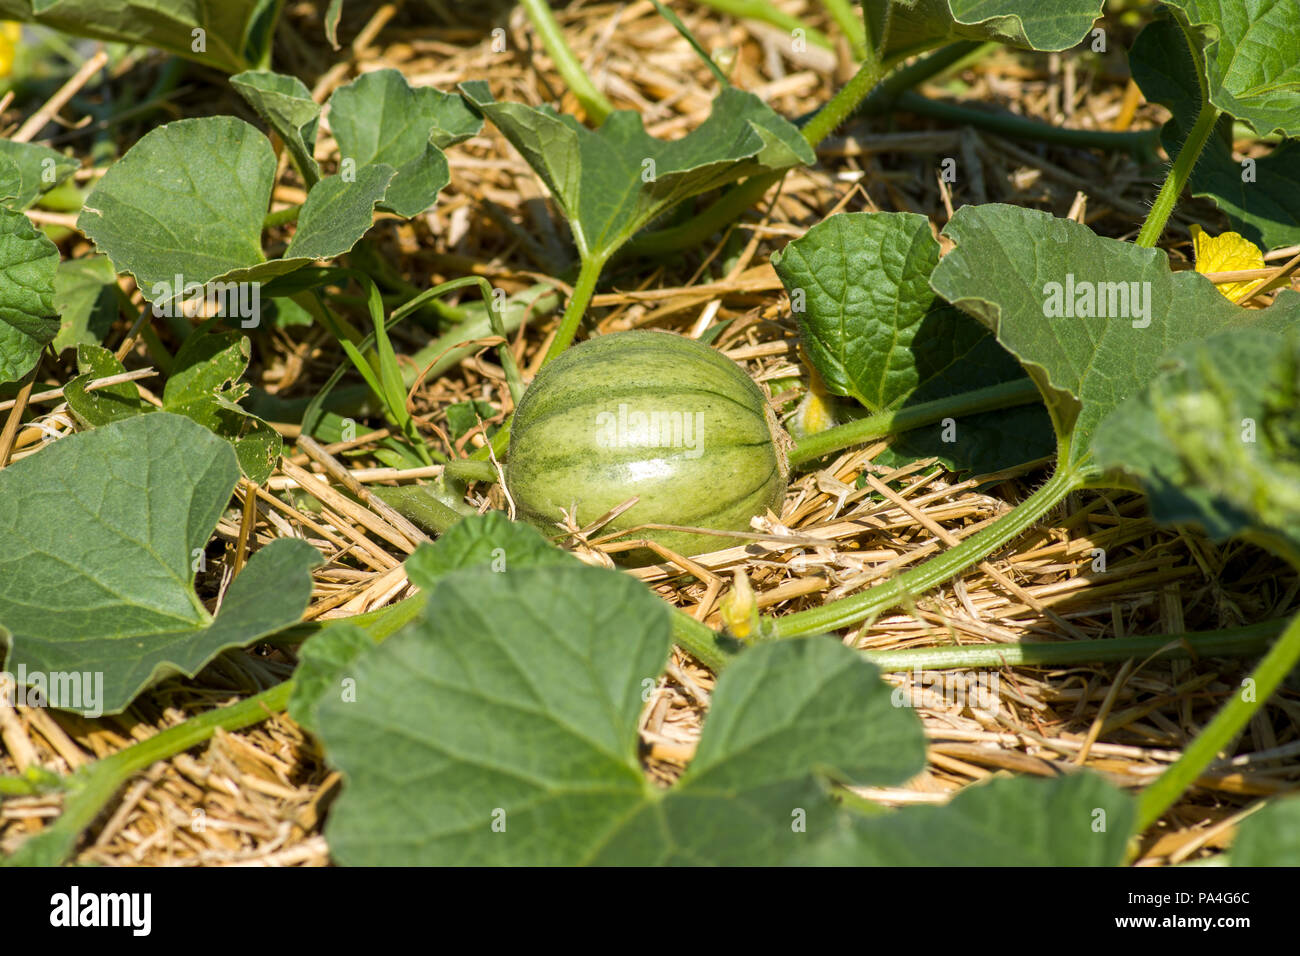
left=328, top=69, right=482, bottom=218
left=231, top=70, right=322, bottom=187
left=1130, top=17, right=1300, bottom=249
left=798, top=773, right=1135, bottom=865
left=0, top=0, right=280, bottom=73
left=0, top=414, right=319, bottom=716
left=79, top=76, right=474, bottom=298
left=865, top=0, right=1104, bottom=61
left=0, top=205, right=58, bottom=385
left=289, top=513, right=573, bottom=735
left=771, top=211, right=1051, bottom=473
left=77, top=116, right=281, bottom=300
left=460, top=82, right=815, bottom=263
left=1160, top=0, right=1300, bottom=137
left=318, top=563, right=925, bottom=865
left=1092, top=327, right=1300, bottom=564
left=928, top=204, right=1297, bottom=475
left=0, top=140, right=78, bottom=212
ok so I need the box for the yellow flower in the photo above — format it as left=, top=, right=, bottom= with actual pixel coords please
left=0, top=23, right=21, bottom=79
left=1191, top=224, right=1265, bottom=304
left=791, top=356, right=839, bottom=438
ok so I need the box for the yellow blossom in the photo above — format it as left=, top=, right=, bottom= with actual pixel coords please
left=0, top=23, right=21, bottom=79
left=1191, top=224, right=1265, bottom=304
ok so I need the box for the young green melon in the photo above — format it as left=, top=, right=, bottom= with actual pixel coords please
left=505, top=330, right=789, bottom=563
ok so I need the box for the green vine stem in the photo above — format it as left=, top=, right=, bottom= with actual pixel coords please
left=1137, top=612, right=1300, bottom=831
left=890, top=91, right=1162, bottom=161
left=1135, top=99, right=1219, bottom=248
left=774, top=464, right=1085, bottom=636
left=542, top=252, right=610, bottom=364
left=861, top=619, right=1282, bottom=671
left=262, top=203, right=302, bottom=229
left=519, top=0, right=615, bottom=124
left=789, top=378, right=1042, bottom=467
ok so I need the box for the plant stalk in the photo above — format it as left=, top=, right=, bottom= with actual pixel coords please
left=518, top=0, right=615, bottom=124
left=1135, top=99, right=1219, bottom=249
left=1136, top=612, right=1300, bottom=831
left=789, top=378, right=1041, bottom=467
left=773, top=464, right=1083, bottom=636
left=862, top=619, right=1282, bottom=671
left=543, top=252, right=609, bottom=364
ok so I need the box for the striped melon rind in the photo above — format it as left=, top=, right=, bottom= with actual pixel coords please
left=505, top=330, right=788, bottom=562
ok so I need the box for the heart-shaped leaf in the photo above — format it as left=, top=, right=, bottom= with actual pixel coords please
left=318, top=560, right=924, bottom=865
left=0, top=205, right=58, bottom=384
left=328, top=69, right=482, bottom=218
left=1160, top=0, right=1300, bottom=137
left=0, top=413, right=319, bottom=716
left=77, top=116, right=280, bottom=300
left=928, top=204, right=1296, bottom=476
left=461, top=82, right=814, bottom=264
left=866, top=0, right=1104, bottom=61
left=1130, top=17, right=1300, bottom=249
left=771, top=211, right=1052, bottom=473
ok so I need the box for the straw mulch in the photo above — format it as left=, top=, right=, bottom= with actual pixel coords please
left=2, top=0, right=1297, bottom=866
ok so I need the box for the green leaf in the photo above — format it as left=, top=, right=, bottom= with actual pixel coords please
left=324, top=0, right=344, bottom=48
left=282, top=166, right=395, bottom=261
left=798, top=773, right=1135, bottom=865
left=77, top=117, right=278, bottom=301
left=0, top=205, right=58, bottom=385
left=771, top=211, right=1052, bottom=473
left=1160, top=0, right=1300, bottom=137
left=867, top=0, right=1104, bottom=60
left=444, top=399, right=498, bottom=441
left=1130, top=17, right=1300, bottom=249
left=1092, top=327, right=1300, bottom=564
left=231, top=70, right=322, bottom=187
left=162, top=328, right=283, bottom=483
left=404, top=511, right=574, bottom=590
left=0, top=414, right=319, bottom=716
left=318, top=563, right=924, bottom=865
left=928, top=204, right=1295, bottom=474
left=63, top=329, right=282, bottom=483
left=1229, top=797, right=1300, bottom=864
left=52, top=256, right=119, bottom=353
left=328, top=70, right=481, bottom=218
left=0, top=0, right=280, bottom=73
left=0, top=140, right=78, bottom=212
left=460, top=82, right=814, bottom=263
left=287, top=623, right=371, bottom=735
left=64, top=344, right=144, bottom=426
